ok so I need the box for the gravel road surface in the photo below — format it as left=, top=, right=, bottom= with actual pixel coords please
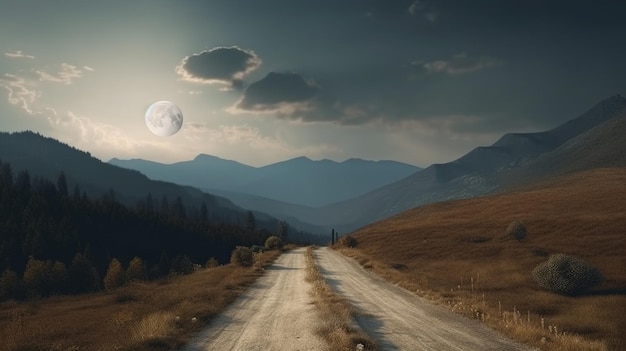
left=182, top=248, right=325, bottom=351
left=315, top=247, right=536, bottom=351
left=184, top=247, right=536, bottom=350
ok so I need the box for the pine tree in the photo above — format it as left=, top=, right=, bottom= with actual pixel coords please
left=23, top=256, right=47, bottom=297
left=103, top=258, right=125, bottom=291
left=0, top=268, right=19, bottom=301
left=69, top=253, right=100, bottom=293
left=57, top=171, right=68, bottom=197
left=126, top=256, right=147, bottom=282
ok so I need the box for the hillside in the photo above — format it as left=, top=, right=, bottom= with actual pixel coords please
left=0, top=131, right=320, bottom=240
left=110, top=155, right=421, bottom=207
left=302, top=94, right=626, bottom=232
left=344, top=167, right=626, bottom=350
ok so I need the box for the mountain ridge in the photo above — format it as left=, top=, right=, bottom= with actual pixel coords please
left=110, top=153, right=422, bottom=207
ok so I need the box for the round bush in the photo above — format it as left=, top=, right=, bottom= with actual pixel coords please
left=532, top=254, right=603, bottom=296
left=231, top=246, right=254, bottom=267
left=265, top=236, right=284, bottom=250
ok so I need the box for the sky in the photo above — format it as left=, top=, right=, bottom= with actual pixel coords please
left=1, top=0, right=625, bottom=167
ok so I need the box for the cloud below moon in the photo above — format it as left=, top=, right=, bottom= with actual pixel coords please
left=176, top=46, right=261, bottom=89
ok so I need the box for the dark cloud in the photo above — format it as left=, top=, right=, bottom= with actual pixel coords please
left=176, top=46, right=261, bottom=89
left=233, top=72, right=320, bottom=114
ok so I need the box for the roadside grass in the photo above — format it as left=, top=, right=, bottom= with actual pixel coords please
left=304, top=246, right=377, bottom=351
left=335, top=168, right=626, bottom=351
left=0, top=249, right=282, bottom=351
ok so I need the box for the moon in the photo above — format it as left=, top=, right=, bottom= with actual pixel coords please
left=145, top=101, right=183, bottom=136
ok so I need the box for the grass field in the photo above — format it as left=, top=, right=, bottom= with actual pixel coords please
left=0, top=249, right=282, bottom=351
left=338, top=168, right=626, bottom=351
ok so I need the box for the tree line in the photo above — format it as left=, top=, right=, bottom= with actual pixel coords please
left=0, top=159, right=285, bottom=300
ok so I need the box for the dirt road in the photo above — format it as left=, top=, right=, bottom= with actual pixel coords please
left=182, top=248, right=325, bottom=351
left=315, top=247, right=536, bottom=351
left=184, top=247, right=535, bottom=350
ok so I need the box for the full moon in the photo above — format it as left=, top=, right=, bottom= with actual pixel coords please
left=145, top=101, right=183, bottom=136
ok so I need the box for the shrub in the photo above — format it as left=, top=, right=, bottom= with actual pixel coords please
left=265, top=235, right=284, bottom=250
left=505, top=221, right=527, bottom=242
left=230, top=246, right=254, bottom=267
left=532, top=254, right=603, bottom=296
left=205, top=257, right=219, bottom=269
left=338, top=235, right=358, bottom=248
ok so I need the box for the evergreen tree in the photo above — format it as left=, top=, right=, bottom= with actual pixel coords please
left=57, top=171, right=68, bottom=197
left=48, top=260, right=69, bottom=295
left=69, top=253, right=100, bottom=293
left=103, top=258, right=125, bottom=291
left=22, top=256, right=47, bottom=297
left=246, top=211, right=256, bottom=232
left=0, top=268, right=19, bottom=301
left=126, top=256, right=147, bottom=282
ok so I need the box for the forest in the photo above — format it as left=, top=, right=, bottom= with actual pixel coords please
left=0, top=159, right=289, bottom=300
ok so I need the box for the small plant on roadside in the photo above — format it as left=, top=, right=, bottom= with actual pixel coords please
left=505, top=221, right=527, bottom=242
left=532, top=254, right=603, bottom=296
left=264, top=235, right=284, bottom=250
left=230, top=246, right=254, bottom=267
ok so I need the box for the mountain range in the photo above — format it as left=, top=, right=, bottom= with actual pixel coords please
left=3, top=94, right=624, bottom=237
left=109, top=155, right=421, bottom=207
left=109, top=95, right=626, bottom=234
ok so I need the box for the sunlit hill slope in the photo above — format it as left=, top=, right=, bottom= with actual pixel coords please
left=346, top=167, right=626, bottom=350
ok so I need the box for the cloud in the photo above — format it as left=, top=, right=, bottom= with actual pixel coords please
left=36, top=63, right=87, bottom=85
left=4, top=50, right=35, bottom=59
left=0, top=73, right=40, bottom=115
left=230, top=72, right=320, bottom=116
left=176, top=46, right=261, bottom=89
left=408, top=0, right=438, bottom=22
left=419, top=53, right=502, bottom=75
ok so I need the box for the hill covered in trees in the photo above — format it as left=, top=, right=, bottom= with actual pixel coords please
left=0, top=159, right=311, bottom=300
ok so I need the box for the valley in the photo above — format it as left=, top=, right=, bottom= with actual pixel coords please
left=0, top=95, right=624, bottom=350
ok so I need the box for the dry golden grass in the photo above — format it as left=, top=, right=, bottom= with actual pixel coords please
left=304, top=247, right=377, bottom=351
left=338, top=168, right=626, bottom=351
left=0, top=249, right=282, bottom=351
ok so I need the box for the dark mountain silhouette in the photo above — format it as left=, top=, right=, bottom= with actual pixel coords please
left=110, top=155, right=421, bottom=207
left=0, top=131, right=321, bottom=239
left=296, top=94, right=626, bottom=232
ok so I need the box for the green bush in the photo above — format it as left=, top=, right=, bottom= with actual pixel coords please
left=265, top=236, right=284, bottom=250
left=230, top=246, right=254, bottom=267
left=505, top=221, right=527, bottom=242
left=532, top=254, right=603, bottom=296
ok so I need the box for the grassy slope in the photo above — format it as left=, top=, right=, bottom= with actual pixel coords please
left=343, top=167, right=626, bottom=351
left=0, top=250, right=282, bottom=351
